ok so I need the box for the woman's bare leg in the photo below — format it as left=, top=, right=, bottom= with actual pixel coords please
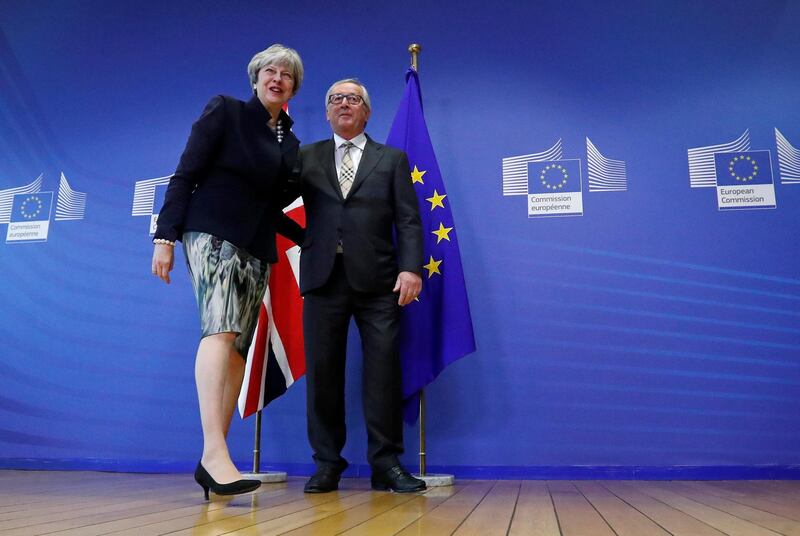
left=196, top=332, right=244, bottom=484
left=222, top=348, right=246, bottom=438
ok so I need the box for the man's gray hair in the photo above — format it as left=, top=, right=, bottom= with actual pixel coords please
left=325, top=78, right=371, bottom=112
left=247, top=44, right=304, bottom=96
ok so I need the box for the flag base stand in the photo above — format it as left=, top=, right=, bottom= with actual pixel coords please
left=414, top=390, right=454, bottom=487
left=241, top=471, right=287, bottom=483
left=414, top=473, right=454, bottom=487
left=243, top=411, right=287, bottom=483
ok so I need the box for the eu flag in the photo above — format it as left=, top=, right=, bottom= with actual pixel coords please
left=386, top=68, right=476, bottom=423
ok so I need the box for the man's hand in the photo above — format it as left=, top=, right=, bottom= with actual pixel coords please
left=152, top=243, right=175, bottom=284
left=393, top=271, right=422, bottom=306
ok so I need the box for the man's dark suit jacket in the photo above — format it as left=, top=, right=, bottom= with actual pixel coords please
left=155, top=95, right=301, bottom=263
left=299, top=136, right=423, bottom=294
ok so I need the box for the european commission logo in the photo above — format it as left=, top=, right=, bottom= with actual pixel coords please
left=502, top=138, right=627, bottom=218
left=0, top=173, right=87, bottom=243
left=687, top=129, right=782, bottom=210
left=528, top=159, right=583, bottom=217
left=131, top=175, right=171, bottom=234
left=714, top=151, right=775, bottom=210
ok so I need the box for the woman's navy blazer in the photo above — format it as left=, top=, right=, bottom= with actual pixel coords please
left=155, top=95, right=300, bottom=263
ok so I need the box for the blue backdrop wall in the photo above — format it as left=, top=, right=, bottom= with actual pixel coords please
left=1, top=0, right=799, bottom=478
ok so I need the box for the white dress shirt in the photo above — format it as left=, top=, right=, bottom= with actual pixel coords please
left=333, top=132, right=367, bottom=180
left=333, top=132, right=367, bottom=252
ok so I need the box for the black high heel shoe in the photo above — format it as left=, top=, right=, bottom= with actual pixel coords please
left=194, top=461, right=261, bottom=500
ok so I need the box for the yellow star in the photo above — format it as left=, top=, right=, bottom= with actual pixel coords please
left=410, top=165, right=427, bottom=184
left=426, top=190, right=447, bottom=211
left=423, top=255, right=442, bottom=278
left=432, top=222, right=453, bottom=243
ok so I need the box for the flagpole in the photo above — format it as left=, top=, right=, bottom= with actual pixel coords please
left=419, top=389, right=426, bottom=475
left=408, top=42, right=453, bottom=488
left=253, top=410, right=262, bottom=472
left=241, top=409, right=288, bottom=483
left=409, top=43, right=420, bottom=71
left=409, top=42, right=428, bottom=479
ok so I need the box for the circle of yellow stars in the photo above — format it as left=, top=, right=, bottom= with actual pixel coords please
left=20, top=196, right=43, bottom=219
left=409, top=164, right=456, bottom=288
left=540, top=164, right=569, bottom=190
left=728, top=155, right=758, bottom=182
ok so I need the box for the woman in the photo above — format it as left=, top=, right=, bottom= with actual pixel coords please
left=151, top=44, right=304, bottom=500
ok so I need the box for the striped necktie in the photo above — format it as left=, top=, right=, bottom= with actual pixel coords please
left=339, top=141, right=355, bottom=198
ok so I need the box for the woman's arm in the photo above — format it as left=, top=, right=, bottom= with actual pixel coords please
left=151, top=96, right=226, bottom=284
left=154, top=96, right=226, bottom=242
left=276, top=213, right=305, bottom=246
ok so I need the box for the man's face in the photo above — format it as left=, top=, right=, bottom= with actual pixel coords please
left=326, top=82, right=370, bottom=139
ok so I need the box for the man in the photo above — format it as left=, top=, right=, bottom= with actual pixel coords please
left=298, top=78, right=426, bottom=493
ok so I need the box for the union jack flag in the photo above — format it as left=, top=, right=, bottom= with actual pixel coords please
left=238, top=199, right=306, bottom=417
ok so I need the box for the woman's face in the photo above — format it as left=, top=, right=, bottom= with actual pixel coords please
left=255, top=64, right=295, bottom=110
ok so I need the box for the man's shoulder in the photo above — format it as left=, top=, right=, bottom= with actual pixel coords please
left=298, top=135, right=406, bottom=160
left=300, top=139, right=332, bottom=154
left=364, top=136, right=406, bottom=159
left=377, top=143, right=405, bottom=158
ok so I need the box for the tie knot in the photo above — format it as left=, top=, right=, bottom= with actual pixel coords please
left=341, top=141, right=354, bottom=150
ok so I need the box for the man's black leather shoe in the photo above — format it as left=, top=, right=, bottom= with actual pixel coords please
left=304, top=466, right=341, bottom=493
left=371, top=465, right=426, bottom=493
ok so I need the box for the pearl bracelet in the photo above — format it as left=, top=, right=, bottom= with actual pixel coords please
left=153, top=238, right=176, bottom=246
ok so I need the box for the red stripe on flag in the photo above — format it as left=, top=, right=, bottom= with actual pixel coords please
left=242, top=303, right=269, bottom=417
left=270, top=206, right=306, bottom=380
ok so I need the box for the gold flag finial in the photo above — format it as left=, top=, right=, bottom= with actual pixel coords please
left=408, top=43, right=421, bottom=71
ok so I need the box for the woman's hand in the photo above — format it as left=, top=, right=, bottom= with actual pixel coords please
left=152, top=243, right=175, bottom=284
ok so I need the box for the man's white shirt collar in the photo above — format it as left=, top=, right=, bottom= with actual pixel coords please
left=333, top=132, right=367, bottom=151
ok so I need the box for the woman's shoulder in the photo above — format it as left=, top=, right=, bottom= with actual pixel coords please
left=195, top=95, right=249, bottom=123
left=207, top=94, right=246, bottom=109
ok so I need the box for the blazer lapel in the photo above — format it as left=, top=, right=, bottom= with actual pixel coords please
left=281, top=134, right=299, bottom=155
left=320, top=139, right=343, bottom=200
left=347, top=135, right=383, bottom=199
left=279, top=110, right=299, bottom=155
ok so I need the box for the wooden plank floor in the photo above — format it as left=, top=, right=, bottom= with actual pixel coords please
left=2, top=471, right=800, bottom=535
